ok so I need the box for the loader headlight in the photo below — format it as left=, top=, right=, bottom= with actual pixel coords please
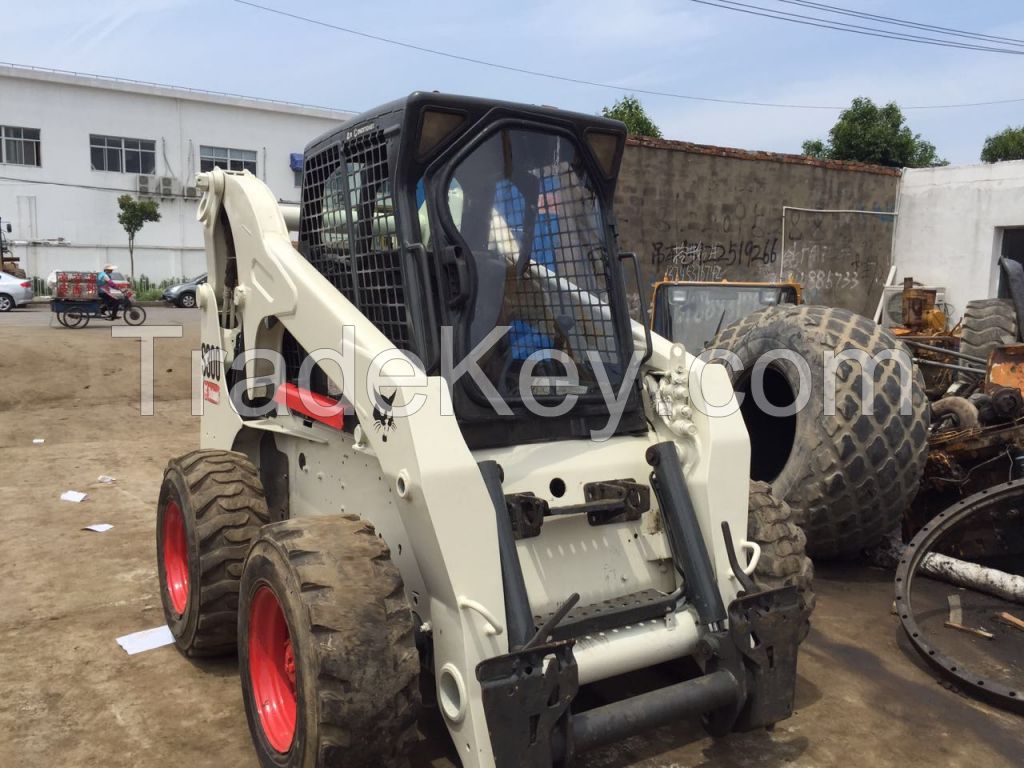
left=417, top=109, right=465, bottom=159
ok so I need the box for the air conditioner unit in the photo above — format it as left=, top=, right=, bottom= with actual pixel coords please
left=137, top=175, right=154, bottom=195
left=184, top=186, right=199, bottom=199
left=159, top=177, right=174, bottom=197
left=880, top=285, right=947, bottom=328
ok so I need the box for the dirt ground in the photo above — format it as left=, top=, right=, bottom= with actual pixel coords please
left=0, top=303, right=1020, bottom=767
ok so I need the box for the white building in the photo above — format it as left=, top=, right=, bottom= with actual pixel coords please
left=0, top=63, right=351, bottom=283
left=892, top=160, right=1024, bottom=317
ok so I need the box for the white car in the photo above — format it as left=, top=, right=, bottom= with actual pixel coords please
left=0, top=271, right=34, bottom=312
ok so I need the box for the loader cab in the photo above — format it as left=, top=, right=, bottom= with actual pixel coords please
left=651, top=280, right=803, bottom=351
left=298, top=94, right=646, bottom=448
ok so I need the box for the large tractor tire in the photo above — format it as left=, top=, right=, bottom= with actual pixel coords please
left=712, top=305, right=929, bottom=559
left=748, top=481, right=815, bottom=622
left=239, top=516, right=421, bottom=768
left=959, top=298, right=1017, bottom=382
left=157, top=450, right=269, bottom=656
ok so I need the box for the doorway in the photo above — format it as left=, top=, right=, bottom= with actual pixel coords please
left=997, top=227, right=1024, bottom=297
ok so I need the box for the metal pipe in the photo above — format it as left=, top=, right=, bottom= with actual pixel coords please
left=573, top=670, right=739, bottom=753
left=913, top=358, right=985, bottom=376
left=905, top=340, right=988, bottom=365
left=573, top=612, right=700, bottom=686
left=479, top=460, right=534, bottom=650
left=646, top=442, right=727, bottom=628
left=279, top=203, right=300, bottom=233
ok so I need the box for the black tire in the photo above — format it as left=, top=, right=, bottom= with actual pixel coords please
left=748, top=481, right=816, bottom=625
left=178, top=291, right=196, bottom=308
left=712, top=305, right=929, bottom=559
left=157, top=449, right=269, bottom=656
left=0, top=293, right=13, bottom=312
left=124, top=304, right=147, bottom=326
left=65, top=309, right=89, bottom=328
left=239, top=516, right=421, bottom=768
left=931, top=396, right=980, bottom=430
left=959, top=298, right=1017, bottom=382
left=55, top=312, right=69, bottom=327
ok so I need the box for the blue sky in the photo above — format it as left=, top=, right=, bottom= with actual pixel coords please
left=4, top=0, right=1023, bottom=164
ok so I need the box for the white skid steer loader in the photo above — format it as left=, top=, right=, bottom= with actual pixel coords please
left=155, top=93, right=813, bottom=768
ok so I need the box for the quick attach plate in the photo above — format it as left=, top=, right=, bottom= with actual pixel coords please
left=727, top=585, right=804, bottom=731
left=476, top=640, right=579, bottom=767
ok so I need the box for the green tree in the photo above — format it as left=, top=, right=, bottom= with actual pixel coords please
left=801, top=97, right=947, bottom=168
left=116, top=194, right=161, bottom=281
left=602, top=95, right=662, bottom=138
left=981, top=126, right=1024, bottom=163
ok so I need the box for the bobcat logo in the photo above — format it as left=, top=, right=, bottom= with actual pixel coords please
left=372, top=389, right=398, bottom=442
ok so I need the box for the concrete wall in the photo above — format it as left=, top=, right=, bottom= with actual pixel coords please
left=615, top=137, right=901, bottom=317
left=891, top=160, right=1024, bottom=319
left=0, top=64, right=350, bottom=283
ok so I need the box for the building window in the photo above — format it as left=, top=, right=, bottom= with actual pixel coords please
left=200, top=146, right=257, bottom=174
left=90, top=135, right=157, bottom=174
left=1, top=126, right=41, bottom=166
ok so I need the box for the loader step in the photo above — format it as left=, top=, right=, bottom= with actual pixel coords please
left=537, top=588, right=677, bottom=640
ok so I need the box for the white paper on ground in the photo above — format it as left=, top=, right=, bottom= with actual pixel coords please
left=60, top=490, right=87, bottom=503
left=116, top=626, right=175, bottom=655
left=32, top=438, right=45, bottom=444
left=97, top=475, right=115, bottom=484
left=83, top=523, right=113, bottom=533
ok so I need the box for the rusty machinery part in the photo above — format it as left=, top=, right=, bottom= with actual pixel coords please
left=905, top=339, right=986, bottom=367
left=931, top=396, right=980, bottom=431
left=964, top=388, right=1024, bottom=427
left=990, top=385, right=1024, bottom=422
left=925, top=419, right=1024, bottom=481
left=968, top=393, right=996, bottom=425
left=899, top=277, right=939, bottom=333
left=926, top=419, right=1024, bottom=478
left=987, top=345, right=1024, bottom=395
left=895, top=479, right=1024, bottom=715
left=902, top=337, right=974, bottom=399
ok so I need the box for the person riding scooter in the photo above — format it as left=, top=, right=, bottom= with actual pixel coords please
left=97, top=264, right=120, bottom=319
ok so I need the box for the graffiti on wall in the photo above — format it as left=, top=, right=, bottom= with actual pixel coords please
left=643, top=203, right=893, bottom=312
left=651, top=237, right=780, bottom=281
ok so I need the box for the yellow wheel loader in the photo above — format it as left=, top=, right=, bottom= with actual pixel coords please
left=155, top=93, right=813, bottom=767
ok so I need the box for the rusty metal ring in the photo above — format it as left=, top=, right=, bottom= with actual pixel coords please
left=894, top=478, right=1024, bottom=714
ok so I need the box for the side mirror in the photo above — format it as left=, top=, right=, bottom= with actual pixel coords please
left=4, top=223, right=10, bottom=233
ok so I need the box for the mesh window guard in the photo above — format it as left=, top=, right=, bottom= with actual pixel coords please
left=299, top=133, right=411, bottom=350
left=447, top=129, right=621, bottom=398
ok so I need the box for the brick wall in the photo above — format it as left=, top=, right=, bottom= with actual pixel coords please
left=614, top=136, right=901, bottom=317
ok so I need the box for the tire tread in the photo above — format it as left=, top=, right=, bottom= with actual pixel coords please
left=713, top=305, right=929, bottom=558
left=162, top=449, right=269, bottom=656
left=250, top=516, right=421, bottom=768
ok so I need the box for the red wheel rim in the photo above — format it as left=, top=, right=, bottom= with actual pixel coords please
left=161, top=499, right=189, bottom=615
left=249, top=586, right=297, bottom=753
